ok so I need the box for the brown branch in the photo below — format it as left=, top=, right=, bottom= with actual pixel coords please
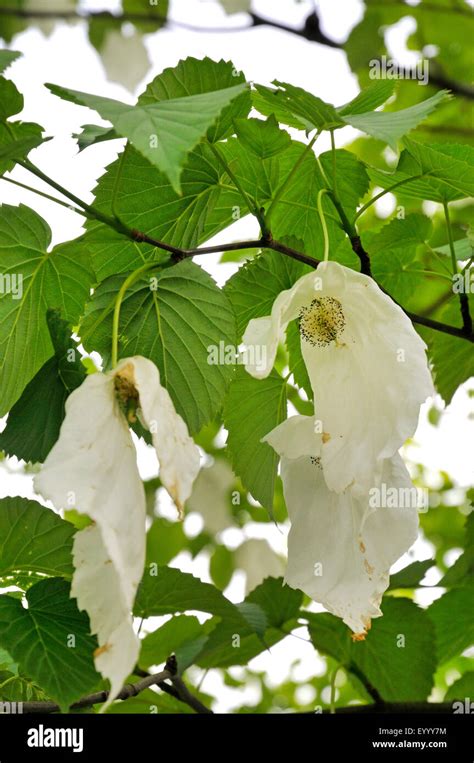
left=249, top=11, right=342, bottom=48
left=20, top=656, right=213, bottom=714
left=391, top=63, right=474, bottom=100
left=350, top=235, right=372, bottom=277
left=1, top=5, right=472, bottom=99
left=128, top=232, right=473, bottom=342
left=0, top=7, right=245, bottom=33
left=171, top=674, right=213, bottom=715
left=21, top=667, right=173, bottom=713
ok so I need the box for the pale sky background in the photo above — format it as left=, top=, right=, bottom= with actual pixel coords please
left=0, top=0, right=473, bottom=711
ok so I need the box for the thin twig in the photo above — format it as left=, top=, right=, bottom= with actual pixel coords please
left=1, top=6, right=471, bottom=99
left=21, top=668, right=173, bottom=713
left=171, top=675, right=213, bottom=715
left=21, top=656, right=213, bottom=714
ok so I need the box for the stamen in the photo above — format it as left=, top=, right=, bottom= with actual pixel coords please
left=114, top=367, right=139, bottom=423
left=299, top=296, right=345, bottom=347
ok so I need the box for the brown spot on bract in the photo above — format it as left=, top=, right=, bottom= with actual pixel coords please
left=168, top=483, right=184, bottom=520
left=364, top=558, right=374, bottom=576
left=322, top=432, right=331, bottom=444
left=351, top=631, right=367, bottom=642
left=94, top=644, right=112, bottom=658
left=359, top=539, right=366, bottom=554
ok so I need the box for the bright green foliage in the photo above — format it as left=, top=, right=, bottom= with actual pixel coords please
left=0, top=496, right=75, bottom=585
left=388, top=559, right=434, bottom=590
left=47, top=61, right=248, bottom=192
left=80, top=260, right=236, bottom=433
left=0, top=205, right=93, bottom=415
left=0, top=578, right=100, bottom=711
left=224, top=367, right=287, bottom=509
left=430, top=297, right=474, bottom=404
left=0, top=76, right=45, bottom=175
left=0, top=23, right=472, bottom=716
left=308, top=598, right=436, bottom=701
left=427, top=586, right=474, bottom=665
left=0, top=311, right=86, bottom=463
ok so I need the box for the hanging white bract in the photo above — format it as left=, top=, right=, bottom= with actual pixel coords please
left=243, top=260, right=434, bottom=494
left=35, top=356, right=200, bottom=707
left=263, top=415, right=419, bottom=636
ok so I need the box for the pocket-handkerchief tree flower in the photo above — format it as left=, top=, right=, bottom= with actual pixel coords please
left=243, top=260, right=434, bottom=494
left=34, top=355, right=200, bottom=706
left=263, top=415, right=419, bottom=636
left=0, top=29, right=472, bottom=718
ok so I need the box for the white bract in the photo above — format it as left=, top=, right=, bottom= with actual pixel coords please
left=243, top=260, right=434, bottom=493
left=263, top=415, right=419, bottom=636
left=35, top=356, right=200, bottom=707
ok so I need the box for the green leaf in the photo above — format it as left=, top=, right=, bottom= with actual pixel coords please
left=134, top=566, right=254, bottom=631
left=47, top=70, right=247, bottom=192
left=319, top=149, right=369, bottom=219
left=0, top=50, right=21, bottom=74
left=195, top=622, right=285, bottom=669
left=338, top=81, right=396, bottom=116
left=0, top=311, right=86, bottom=463
left=403, top=139, right=474, bottom=200
left=233, top=115, right=291, bottom=159
left=308, top=598, right=436, bottom=701
left=0, top=77, right=45, bottom=174
left=0, top=674, right=47, bottom=702
left=440, top=512, right=474, bottom=588
left=0, top=646, right=17, bottom=673
left=0, top=496, right=75, bottom=584
left=0, top=578, right=100, bottom=711
left=435, top=238, right=474, bottom=262
left=236, top=602, right=267, bottom=639
left=106, top=686, right=194, bottom=713
left=252, top=81, right=341, bottom=132
left=145, top=517, right=186, bottom=567
left=210, top=545, right=234, bottom=590
left=363, top=213, right=432, bottom=256
left=428, top=586, right=474, bottom=664
left=138, top=57, right=250, bottom=144
left=0, top=205, right=93, bottom=416
left=223, top=367, right=287, bottom=508
left=139, top=615, right=203, bottom=670
left=388, top=560, right=434, bottom=590
left=361, top=213, right=433, bottom=304
left=445, top=672, right=474, bottom=702
left=196, top=577, right=299, bottom=669
left=246, top=577, right=302, bottom=627
left=342, top=90, right=450, bottom=150
left=84, top=141, right=242, bottom=282
left=430, top=297, right=474, bottom=404
left=81, top=260, right=236, bottom=434
left=73, top=124, right=119, bottom=152
left=0, top=76, right=22, bottom=119
left=224, top=248, right=309, bottom=337
left=286, top=320, right=313, bottom=399
left=267, top=146, right=346, bottom=257
left=369, top=143, right=474, bottom=203
left=306, top=612, right=352, bottom=666
left=0, top=128, right=47, bottom=175
left=123, top=0, right=169, bottom=32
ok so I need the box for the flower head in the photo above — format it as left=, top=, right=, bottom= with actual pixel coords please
left=34, top=356, right=200, bottom=706
left=243, top=261, right=434, bottom=494
left=263, top=415, right=419, bottom=636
